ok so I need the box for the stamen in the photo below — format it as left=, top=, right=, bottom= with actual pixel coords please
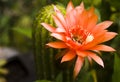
left=70, top=26, right=94, bottom=44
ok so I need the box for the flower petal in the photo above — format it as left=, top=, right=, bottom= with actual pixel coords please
left=82, top=31, right=106, bottom=50
left=93, top=30, right=107, bottom=38
left=85, top=30, right=107, bottom=48
left=79, top=2, right=84, bottom=10
left=91, top=45, right=115, bottom=52
left=71, top=1, right=84, bottom=17
left=52, top=15, right=66, bottom=31
left=55, top=27, right=66, bottom=32
left=41, top=23, right=56, bottom=32
left=87, top=7, right=95, bottom=17
left=66, top=1, right=74, bottom=14
left=80, top=10, right=88, bottom=26
left=66, top=2, right=84, bottom=27
left=87, top=51, right=104, bottom=67
left=53, top=6, right=66, bottom=26
left=65, top=10, right=76, bottom=27
left=51, top=33, right=66, bottom=41
left=46, top=41, right=68, bottom=48
left=96, top=21, right=113, bottom=30
left=91, top=21, right=113, bottom=33
left=61, top=50, right=76, bottom=63
left=87, top=14, right=98, bottom=31
left=101, top=32, right=117, bottom=43
left=76, top=51, right=87, bottom=57
left=73, top=56, right=84, bottom=78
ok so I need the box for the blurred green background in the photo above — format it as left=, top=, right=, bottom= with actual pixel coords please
left=0, top=0, right=120, bottom=82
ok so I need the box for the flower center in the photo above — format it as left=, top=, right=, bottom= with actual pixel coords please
left=70, top=26, right=94, bottom=44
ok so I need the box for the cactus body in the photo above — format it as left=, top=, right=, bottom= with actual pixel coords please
left=33, top=4, right=74, bottom=82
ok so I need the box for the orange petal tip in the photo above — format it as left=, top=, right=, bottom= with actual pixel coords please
left=66, top=1, right=74, bottom=13
left=80, top=1, right=84, bottom=8
left=41, top=23, right=56, bottom=32
left=53, top=5, right=60, bottom=13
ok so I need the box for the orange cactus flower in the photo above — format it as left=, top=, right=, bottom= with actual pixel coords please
left=41, top=1, right=117, bottom=78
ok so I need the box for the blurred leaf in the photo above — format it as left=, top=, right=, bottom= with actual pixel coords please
left=35, top=80, right=51, bottom=82
left=0, top=60, right=7, bottom=67
left=13, top=27, right=32, bottom=39
left=55, top=0, right=69, bottom=6
left=108, top=0, right=120, bottom=9
left=100, top=0, right=111, bottom=20
left=110, top=13, right=120, bottom=24
left=72, top=0, right=82, bottom=6
left=75, top=68, right=94, bottom=82
left=0, top=68, right=8, bottom=75
left=0, top=16, right=10, bottom=28
left=55, top=72, right=63, bottom=82
left=83, top=0, right=101, bottom=6
left=111, top=35, right=120, bottom=53
left=17, top=16, right=32, bottom=28
left=0, top=60, right=8, bottom=75
left=33, top=0, right=47, bottom=8
left=0, top=77, right=6, bottom=82
left=92, top=0, right=101, bottom=6
left=112, top=53, right=120, bottom=82
left=95, top=8, right=101, bottom=22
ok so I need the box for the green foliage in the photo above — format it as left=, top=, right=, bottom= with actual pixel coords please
left=55, top=72, right=63, bottom=82
left=108, top=0, right=120, bottom=9
left=112, top=53, right=120, bottom=82
left=83, top=0, right=101, bottom=6
left=0, top=59, right=8, bottom=82
left=0, top=60, right=6, bottom=67
left=35, top=80, right=51, bottom=82
left=13, top=27, right=32, bottom=39
left=76, top=70, right=94, bottom=82
left=0, top=60, right=8, bottom=74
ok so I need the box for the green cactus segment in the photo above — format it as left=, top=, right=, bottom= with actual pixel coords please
left=33, top=4, right=67, bottom=81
